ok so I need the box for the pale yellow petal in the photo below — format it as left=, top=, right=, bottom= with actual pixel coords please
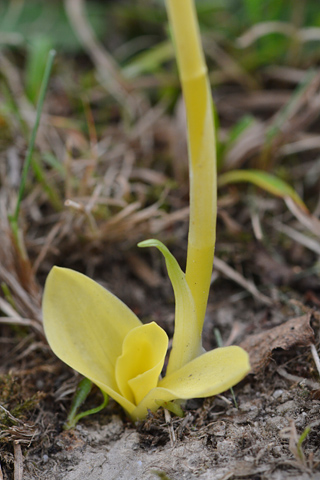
left=159, top=346, right=250, bottom=395
left=116, top=322, right=168, bottom=405
left=138, top=239, right=200, bottom=375
left=82, top=375, right=136, bottom=416
left=42, top=266, right=141, bottom=414
left=131, top=387, right=179, bottom=420
left=131, top=346, right=250, bottom=420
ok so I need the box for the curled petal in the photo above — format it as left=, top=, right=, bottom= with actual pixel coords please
left=116, top=322, right=168, bottom=405
left=131, top=346, right=250, bottom=420
left=43, top=266, right=142, bottom=415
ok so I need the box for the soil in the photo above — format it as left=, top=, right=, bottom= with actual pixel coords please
left=2, top=285, right=320, bottom=480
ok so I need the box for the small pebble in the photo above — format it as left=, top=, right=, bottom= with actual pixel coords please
left=276, top=400, right=296, bottom=414
left=272, top=446, right=282, bottom=457
left=273, top=389, right=283, bottom=399
left=36, top=380, right=44, bottom=389
left=266, top=416, right=286, bottom=430
left=42, top=454, right=49, bottom=463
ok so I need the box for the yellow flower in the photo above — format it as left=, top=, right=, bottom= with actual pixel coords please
left=42, top=240, right=250, bottom=422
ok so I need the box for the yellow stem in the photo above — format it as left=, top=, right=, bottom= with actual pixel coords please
left=165, top=0, right=217, bottom=338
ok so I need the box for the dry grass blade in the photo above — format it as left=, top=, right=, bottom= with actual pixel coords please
left=64, top=0, right=143, bottom=116
left=280, top=420, right=313, bottom=473
left=13, top=442, right=23, bottom=480
left=126, top=253, right=162, bottom=288
left=0, top=53, right=62, bottom=158
left=222, top=72, right=320, bottom=169
left=204, top=37, right=258, bottom=89
left=0, top=317, right=42, bottom=335
left=0, top=52, right=33, bottom=129
left=0, top=298, right=22, bottom=318
left=277, top=367, right=320, bottom=390
left=0, top=207, right=43, bottom=334
left=237, top=21, right=296, bottom=48
left=129, top=103, right=167, bottom=142
left=164, top=409, right=176, bottom=447
left=273, top=222, right=320, bottom=255
left=0, top=265, right=41, bottom=325
left=0, top=406, right=40, bottom=446
left=310, top=344, right=320, bottom=379
left=279, top=134, right=320, bottom=156
left=151, top=206, right=189, bottom=235
left=272, top=73, right=320, bottom=135
left=32, top=221, right=64, bottom=274
left=213, top=257, right=272, bottom=305
left=263, top=66, right=307, bottom=85
left=285, top=197, right=320, bottom=237
left=220, top=90, right=291, bottom=112
left=237, top=21, right=320, bottom=49
left=223, top=121, right=266, bottom=170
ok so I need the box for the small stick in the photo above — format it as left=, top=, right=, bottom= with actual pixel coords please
left=277, top=366, right=320, bottom=390
left=310, top=344, right=320, bottom=378
left=13, top=441, right=23, bottom=480
left=164, top=408, right=176, bottom=446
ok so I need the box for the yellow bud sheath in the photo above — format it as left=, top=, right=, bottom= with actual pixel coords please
left=165, top=0, right=217, bottom=337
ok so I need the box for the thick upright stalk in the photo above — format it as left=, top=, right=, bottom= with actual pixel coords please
left=165, top=0, right=217, bottom=338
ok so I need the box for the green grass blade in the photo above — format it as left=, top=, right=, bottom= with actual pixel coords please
left=265, top=70, right=317, bottom=144
left=31, top=157, right=64, bottom=211
left=10, top=49, right=56, bottom=229
left=63, top=377, right=109, bottom=430
left=218, top=169, right=308, bottom=212
left=122, top=40, right=174, bottom=78
left=25, top=35, right=53, bottom=104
